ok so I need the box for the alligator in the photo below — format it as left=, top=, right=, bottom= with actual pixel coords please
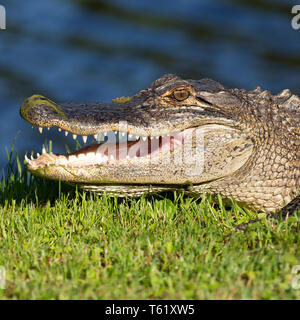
left=20, top=74, right=299, bottom=220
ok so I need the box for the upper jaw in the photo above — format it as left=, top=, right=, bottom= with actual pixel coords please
left=20, top=93, right=235, bottom=139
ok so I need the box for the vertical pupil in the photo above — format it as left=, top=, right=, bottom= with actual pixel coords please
left=175, top=90, right=188, bottom=100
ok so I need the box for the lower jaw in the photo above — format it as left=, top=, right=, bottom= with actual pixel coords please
left=25, top=128, right=194, bottom=169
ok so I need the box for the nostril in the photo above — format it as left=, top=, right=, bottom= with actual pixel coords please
left=20, top=94, right=68, bottom=125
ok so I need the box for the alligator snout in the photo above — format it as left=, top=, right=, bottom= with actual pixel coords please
left=20, top=94, right=68, bottom=127
left=20, top=94, right=133, bottom=136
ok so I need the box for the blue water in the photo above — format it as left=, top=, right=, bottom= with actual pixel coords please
left=0, top=0, right=299, bottom=169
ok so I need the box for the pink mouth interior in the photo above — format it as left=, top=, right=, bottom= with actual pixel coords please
left=26, top=129, right=194, bottom=168
left=74, top=129, right=192, bottom=161
left=96, top=132, right=186, bottom=159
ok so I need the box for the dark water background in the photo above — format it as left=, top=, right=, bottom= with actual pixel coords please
left=0, top=0, right=299, bottom=170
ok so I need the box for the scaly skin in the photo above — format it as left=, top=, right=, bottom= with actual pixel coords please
left=20, top=74, right=299, bottom=214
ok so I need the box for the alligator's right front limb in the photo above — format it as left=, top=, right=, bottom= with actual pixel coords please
left=235, top=194, right=300, bottom=230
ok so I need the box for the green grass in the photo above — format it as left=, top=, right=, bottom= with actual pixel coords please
left=0, top=146, right=299, bottom=299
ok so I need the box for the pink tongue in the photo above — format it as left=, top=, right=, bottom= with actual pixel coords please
left=95, top=130, right=192, bottom=160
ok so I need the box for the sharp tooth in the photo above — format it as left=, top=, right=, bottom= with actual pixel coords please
left=37, top=153, right=40, bottom=158
left=122, top=132, right=125, bottom=137
left=31, top=155, right=34, bottom=160
left=129, top=134, right=133, bottom=138
left=136, top=135, right=139, bottom=140
left=38, top=127, right=43, bottom=134
left=94, top=134, right=98, bottom=140
left=114, top=131, right=117, bottom=134
left=42, top=146, right=46, bottom=154
left=86, top=152, right=95, bottom=158
left=65, top=131, right=68, bottom=136
left=57, top=157, right=67, bottom=165
left=47, top=127, right=50, bottom=130
left=82, top=136, right=87, bottom=144
left=24, top=154, right=30, bottom=163
left=69, top=155, right=77, bottom=162
left=58, top=128, right=61, bottom=132
left=142, top=136, right=147, bottom=141
left=73, top=134, right=77, bottom=140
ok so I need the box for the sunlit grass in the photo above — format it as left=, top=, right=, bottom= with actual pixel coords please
left=0, top=144, right=299, bottom=299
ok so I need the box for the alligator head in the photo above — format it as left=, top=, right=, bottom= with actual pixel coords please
left=20, top=74, right=299, bottom=212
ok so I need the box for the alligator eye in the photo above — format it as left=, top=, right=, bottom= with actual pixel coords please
left=173, top=89, right=189, bottom=101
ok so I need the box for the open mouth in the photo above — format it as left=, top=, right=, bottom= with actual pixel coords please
left=25, top=127, right=194, bottom=169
